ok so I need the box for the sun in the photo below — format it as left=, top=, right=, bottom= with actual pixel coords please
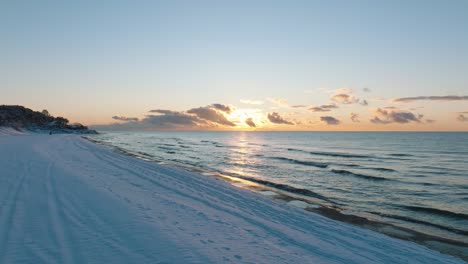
left=227, top=109, right=263, bottom=129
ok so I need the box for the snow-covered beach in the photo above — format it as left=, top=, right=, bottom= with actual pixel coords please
left=0, top=130, right=465, bottom=263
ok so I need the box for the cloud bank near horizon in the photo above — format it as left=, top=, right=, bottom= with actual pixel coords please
left=187, top=105, right=236, bottom=127
left=309, top=104, right=338, bottom=112
left=91, top=91, right=468, bottom=130
left=99, top=104, right=298, bottom=130
left=370, top=108, right=423, bottom=124
left=393, top=95, right=468, bottom=103
left=267, top=112, right=294, bottom=125
left=112, top=116, right=139, bottom=122
left=320, top=116, right=340, bottom=125
left=457, top=114, right=468, bottom=122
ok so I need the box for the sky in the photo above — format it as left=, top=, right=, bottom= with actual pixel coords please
left=1, top=0, right=468, bottom=131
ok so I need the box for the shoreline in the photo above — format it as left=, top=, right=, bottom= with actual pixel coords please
left=85, top=135, right=468, bottom=261
left=1, top=130, right=465, bottom=263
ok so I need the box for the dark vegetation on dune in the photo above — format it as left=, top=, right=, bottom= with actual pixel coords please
left=0, top=105, right=97, bottom=134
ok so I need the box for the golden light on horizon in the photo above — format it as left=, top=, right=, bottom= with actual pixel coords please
left=227, top=108, right=264, bottom=129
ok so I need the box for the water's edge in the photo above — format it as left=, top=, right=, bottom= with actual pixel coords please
left=84, top=136, right=468, bottom=261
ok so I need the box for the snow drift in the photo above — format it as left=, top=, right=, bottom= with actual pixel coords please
left=0, top=133, right=464, bottom=263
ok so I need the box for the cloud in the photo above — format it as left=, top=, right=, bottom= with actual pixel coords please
left=93, top=109, right=206, bottom=130
left=393, top=95, right=468, bottom=103
left=211, top=103, right=233, bottom=114
left=350, top=113, right=360, bottom=122
left=363, top=87, right=371, bottom=93
left=147, top=105, right=236, bottom=128
left=245, top=118, right=256, bottom=127
left=457, top=114, right=468, bottom=122
left=329, top=88, right=368, bottom=106
left=370, top=97, right=387, bottom=102
left=331, top=93, right=359, bottom=104
left=112, top=116, right=139, bottom=122
left=149, top=109, right=177, bottom=114
left=145, top=109, right=206, bottom=128
left=308, top=104, right=338, bottom=112
left=187, top=106, right=236, bottom=126
left=334, top=88, right=353, bottom=94
left=425, top=119, right=436, bottom=123
left=291, top=105, right=307, bottom=108
left=309, top=107, right=330, bottom=112
left=102, top=103, right=273, bottom=130
left=269, top=98, right=289, bottom=107
left=370, top=108, right=423, bottom=124
left=268, top=98, right=307, bottom=109
left=267, top=112, right=294, bottom=125
left=240, top=99, right=264, bottom=105
left=320, top=116, right=340, bottom=125
left=409, top=106, right=424, bottom=111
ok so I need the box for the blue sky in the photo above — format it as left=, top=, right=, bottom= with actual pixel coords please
left=1, top=0, right=467, bottom=130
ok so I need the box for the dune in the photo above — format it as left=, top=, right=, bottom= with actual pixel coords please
left=0, top=131, right=464, bottom=263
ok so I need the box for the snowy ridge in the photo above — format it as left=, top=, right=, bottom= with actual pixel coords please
left=0, top=126, right=26, bottom=136
left=0, top=133, right=465, bottom=263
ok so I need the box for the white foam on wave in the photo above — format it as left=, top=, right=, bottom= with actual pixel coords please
left=260, top=191, right=278, bottom=196
left=287, top=200, right=309, bottom=209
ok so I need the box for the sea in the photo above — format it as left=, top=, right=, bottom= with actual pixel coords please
left=90, top=131, right=468, bottom=245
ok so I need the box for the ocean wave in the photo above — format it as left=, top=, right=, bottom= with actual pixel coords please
left=388, top=153, right=414, bottom=157
left=248, top=143, right=269, bottom=147
left=413, top=165, right=466, bottom=174
left=334, top=163, right=396, bottom=172
left=286, top=148, right=303, bottom=152
left=158, top=146, right=176, bottom=151
left=309, top=151, right=374, bottom=159
left=407, top=170, right=461, bottom=176
left=287, top=148, right=374, bottom=159
left=200, top=140, right=217, bottom=144
left=231, top=175, right=331, bottom=201
left=368, top=211, right=468, bottom=236
left=340, top=164, right=361, bottom=167
left=226, top=162, right=272, bottom=170
left=330, top=169, right=389, bottom=181
left=270, top=157, right=329, bottom=168
left=402, top=206, right=468, bottom=221
left=361, top=167, right=396, bottom=172
left=402, top=181, right=439, bottom=186
left=136, top=151, right=153, bottom=157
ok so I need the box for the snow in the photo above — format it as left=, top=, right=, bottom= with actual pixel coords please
left=0, top=132, right=465, bottom=263
left=0, top=127, right=26, bottom=136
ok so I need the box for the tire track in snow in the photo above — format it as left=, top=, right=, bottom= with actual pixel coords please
left=45, top=161, right=78, bottom=264
left=0, top=160, right=30, bottom=263
left=44, top=138, right=198, bottom=263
